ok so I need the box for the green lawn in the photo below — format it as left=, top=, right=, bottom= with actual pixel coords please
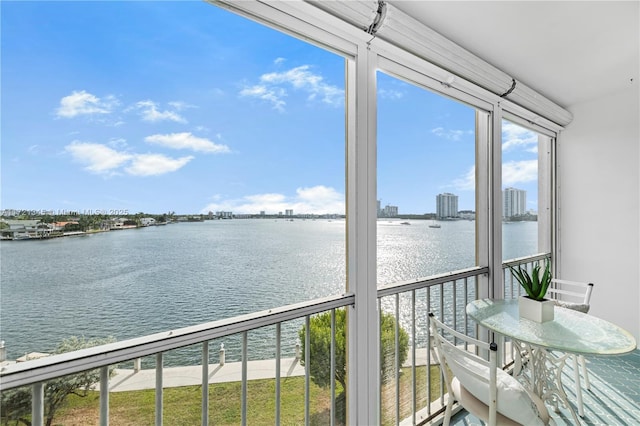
left=51, top=365, right=442, bottom=426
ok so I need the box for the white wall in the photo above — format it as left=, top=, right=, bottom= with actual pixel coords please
left=558, top=85, right=640, bottom=343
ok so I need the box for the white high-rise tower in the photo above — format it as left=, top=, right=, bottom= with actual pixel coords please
left=436, top=193, right=458, bottom=219
left=503, top=187, right=527, bottom=218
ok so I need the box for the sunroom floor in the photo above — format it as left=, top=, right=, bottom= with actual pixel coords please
left=451, top=349, right=640, bottom=425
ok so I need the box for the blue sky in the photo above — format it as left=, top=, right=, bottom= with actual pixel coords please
left=1, top=1, right=539, bottom=215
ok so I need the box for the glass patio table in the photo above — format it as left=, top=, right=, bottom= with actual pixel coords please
left=466, top=298, right=637, bottom=424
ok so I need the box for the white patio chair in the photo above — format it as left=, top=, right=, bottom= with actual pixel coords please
left=546, top=278, right=595, bottom=417
left=429, top=313, right=550, bottom=426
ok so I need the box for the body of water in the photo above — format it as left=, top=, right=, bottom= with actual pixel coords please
left=0, top=219, right=537, bottom=365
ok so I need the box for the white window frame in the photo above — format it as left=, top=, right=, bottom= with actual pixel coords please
left=375, top=56, right=496, bottom=300
left=206, top=1, right=561, bottom=422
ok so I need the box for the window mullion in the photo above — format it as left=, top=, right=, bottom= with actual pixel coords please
left=489, top=105, right=504, bottom=300
left=346, top=43, right=379, bottom=426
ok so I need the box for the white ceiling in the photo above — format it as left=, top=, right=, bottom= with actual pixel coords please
left=389, top=1, right=639, bottom=108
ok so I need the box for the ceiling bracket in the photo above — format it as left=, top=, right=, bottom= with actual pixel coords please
left=366, top=1, right=387, bottom=35
left=500, top=78, right=517, bottom=97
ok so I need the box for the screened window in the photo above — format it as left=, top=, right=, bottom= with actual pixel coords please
left=501, top=119, right=551, bottom=260
left=1, top=0, right=346, bottom=366
left=376, top=71, right=478, bottom=286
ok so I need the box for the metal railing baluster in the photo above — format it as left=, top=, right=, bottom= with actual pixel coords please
left=511, top=268, right=516, bottom=298
left=330, top=309, right=336, bottom=426
left=305, top=315, right=310, bottom=425
left=275, top=323, right=281, bottom=426
left=395, top=293, right=400, bottom=425
left=32, top=382, right=44, bottom=426
left=439, top=283, right=444, bottom=327
left=411, top=289, right=416, bottom=426
left=202, top=342, right=209, bottom=426
left=100, top=366, right=109, bottom=426
left=156, top=353, right=163, bottom=426
left=241, top=331, right=248, bottom=426
left=453, top=279, right=458, bottom=345
left=378, top=297, right=382, bottom=423
left=437, top=284, right=445, bottom=406
left=463, top=277, right=469, bottom=349
left=426, top=286, right=432, bottom=416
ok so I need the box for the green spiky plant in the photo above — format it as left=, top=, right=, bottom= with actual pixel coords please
left=510, top=261, right=552, bottom=301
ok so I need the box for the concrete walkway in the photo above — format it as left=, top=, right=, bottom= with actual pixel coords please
left=104, top=347, right=437, bottom=392
left=107, top=357, right=304, bottom=392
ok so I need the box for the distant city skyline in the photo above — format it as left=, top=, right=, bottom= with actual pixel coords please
left=2, top=185, right=536, bottom=220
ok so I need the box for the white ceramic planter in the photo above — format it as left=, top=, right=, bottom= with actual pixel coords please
left=518, top=295, right=555, bottom=323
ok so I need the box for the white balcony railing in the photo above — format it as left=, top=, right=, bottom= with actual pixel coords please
left=377, top=265, right=488, bottom=425
left=0, top=255, right=548, bottom=426
left=1, top=294, right=353, bottom=426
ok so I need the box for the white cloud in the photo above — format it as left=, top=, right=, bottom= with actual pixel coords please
left=503, top=160, right=538, bottom=185
left=431, top=127, right=473, bottom=141
left=201, top=185, right=344, bottom=215
left=134, top=100, right=187, bottom=123
left=448, top=161, right=537, bottom=190
left=378, top=88, right=404, bottom=100
left=65, top=141, right=193, bottom=177
left=502, top=121, right=538, bottom=151
left=126, top=154, right=194, bottom=176
left=65, top=142, right=132, bottom=174
left=240, top=64, right=343, bottom=111
left=451, top=165, right=476, bottom=191
left=245, top=193, right=287, bottom=205
left=261, top=66, right=320, bottom=87
left=295, top=185, right=343, bottom=210
left=167, top=101, right=194, bottom=111
left=240, top=85, right=287, bottom=112
left=108, top=138, right=129, bottom=149
left=145, top=132, right=230, bottom=153
left=56, top=90, right=118, bottom=118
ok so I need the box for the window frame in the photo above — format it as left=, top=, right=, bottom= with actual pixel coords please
left=375, top=57, right=492, bottom=283
left=206, top=1, right=562, bottom=422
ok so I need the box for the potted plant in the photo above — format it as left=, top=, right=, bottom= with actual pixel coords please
left=509, top=261, right=554, bottom=322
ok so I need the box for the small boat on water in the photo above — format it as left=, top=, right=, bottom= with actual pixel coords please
left=429, top=222, right=441, bottom=229
left=400, top=221, right=410, bottom=225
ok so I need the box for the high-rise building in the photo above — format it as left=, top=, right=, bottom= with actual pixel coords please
left=503, top=187, right=527, bottom=218
left=382, top=204, right=398, bottom=217
left=377, top=200, right=398, bottom=217
left=436, top=193, right=458, bottom=219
